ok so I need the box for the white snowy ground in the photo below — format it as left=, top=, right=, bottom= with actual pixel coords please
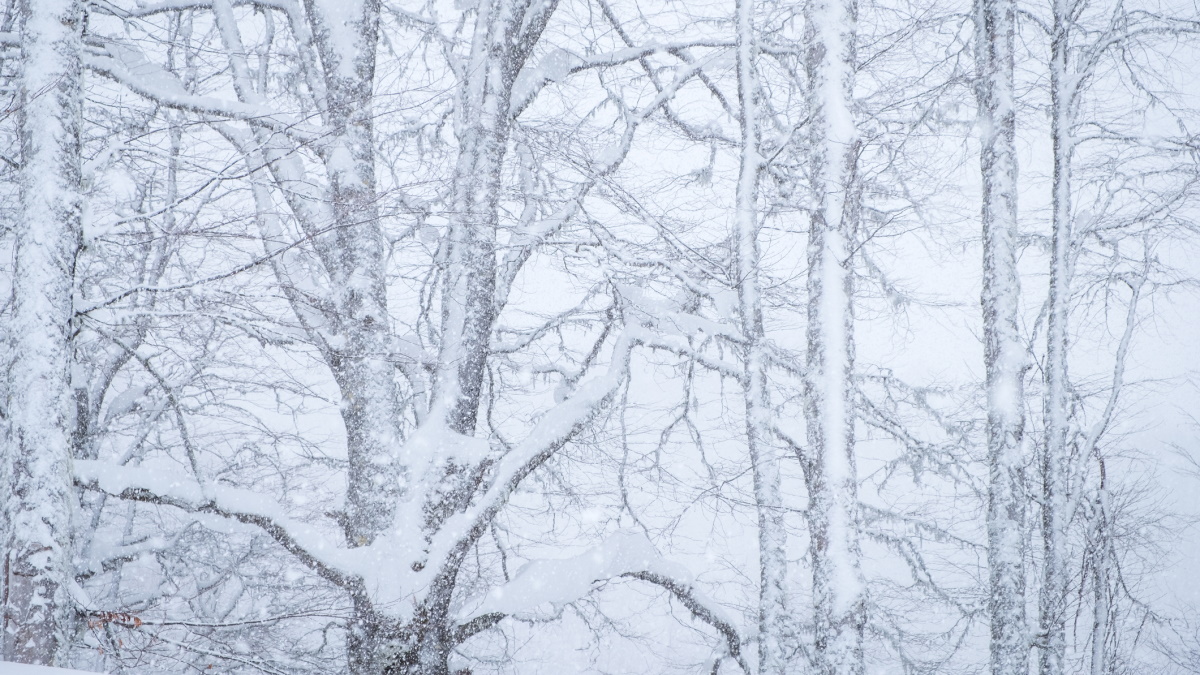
left=0, top=664, right=102, bottom=674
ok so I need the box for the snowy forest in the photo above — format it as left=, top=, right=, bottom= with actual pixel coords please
left=2, top=0, right=1199, bottom=673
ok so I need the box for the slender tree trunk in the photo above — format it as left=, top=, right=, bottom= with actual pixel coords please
left=1041, top=1, right=1073, bottom=672
left=976, top=0, right=1028, bottom=673
left=2, top=0, right=85, bottom=665
left=803, top=1, right=866, bottom=673
left=734, top=1, right=789, bottom=672
left=215, top=4, right=403, bottom=669
left=422, top=1, right=514, bottom=547
left=1089, top=480, right=1110, bottom=675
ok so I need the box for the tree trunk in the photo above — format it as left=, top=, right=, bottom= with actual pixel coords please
left=803, top=1, right=867, bottom=673
left=347, top=576, right=461, bottom=675
left=976, top=0, right=1028, bottom=672
left=734, top=1, right=789, bottom=672
left=1041, top=1, right=1073, bottom=672
left=213, top=0, right=405, bottom=547
left=436, top=0, right=527, bottom=436
left=309, top=0, right=406, bottom=548
left=426, top=0, right=556, bottom=527
left=1089, top=484, right=1110, bottom=675
left=2, top=0, right=85, bottom=665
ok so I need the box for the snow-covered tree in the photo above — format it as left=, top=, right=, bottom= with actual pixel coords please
left=2, top=0, right=85, bottom=666
left=974, top=0, right=1029, bottom=671
left=0, top=0, right=1195, bottom=673
left=801, top=0, right=867, bottom=672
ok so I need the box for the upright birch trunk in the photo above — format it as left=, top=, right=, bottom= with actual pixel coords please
left=1041, top=1, right=1073, bottom=672
left=803, top=1, right=866, bottom=673
left=734, top=1, right=789, bottom=672
left=976, top=0, right=1028, bottom=672
left=2, top=0, right=84, bottom=665
left=422, top=0, right=526, bottom=555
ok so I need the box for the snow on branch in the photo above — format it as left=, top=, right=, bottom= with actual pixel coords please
left=447, top=330, right=634, bottom=523
left=0, top=664, right=106, bottom=675
left=509, top=42, right=730, bottom=118
left=465, top=531, right=688, bottom=619
left=458, top=531, right=748, bottom=673
left=89, top=0, right=295, bottom=19
left=73, top=460, right=361, bottom=592
left=623, top=571, right=751, bottom=675
left=84, top=39, right=321, bottom=141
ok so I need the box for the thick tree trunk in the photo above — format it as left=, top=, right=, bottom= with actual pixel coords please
left=310, top=0, right=405, bottom=548
left=803, top=1, right=867, bottom=673
left=1041, top=1, right=1073, bottom=672
left=733, top=1, right=789, bottom=672
left=215, top=0, right=405, bottom=546
left=976, top=0, right=1028, bottom=673
left=347, top=574, right=463, bottom=675
left=2, top=0, right=85, bottom=665
left=347, top=608, right=450, bottom=675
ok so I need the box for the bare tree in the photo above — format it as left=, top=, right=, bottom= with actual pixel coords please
left=1034, top=2, right=1200, bottom=672
left=0, top=0, right=1193, bottom=673
left=68, top=1, right=707, bottom=672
